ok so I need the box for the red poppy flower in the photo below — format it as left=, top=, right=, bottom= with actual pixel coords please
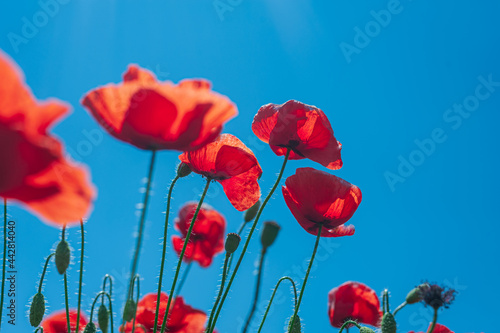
left=252, top=100, right=342, bottom=170
left=121, top=292, right=207, bottom=333
left=40, top=309, right=88, bottom=333
left=172, top=202, right=226, bottom=267
left=409, top=323, right=454, bottom=333
left=82, top=65, right=237, bottom=151
left=282, top=167, right=361, bottom=237
left=179, top=134, right=262, bottom=211
left=328, top=281, right=382, bottom=328
left=0, top=50, right=95, bottom=226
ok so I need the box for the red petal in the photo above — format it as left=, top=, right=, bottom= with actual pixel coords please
left=123, top=65, right=157, bottom=83
left=219, top=165, right=261, bottom=211
left=41, top=309, right=88, bottom=333
left=252, top=103, right=279, bottom=144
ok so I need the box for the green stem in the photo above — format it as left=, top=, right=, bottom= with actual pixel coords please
left=174, top=262, right=192, bottom=298
left=288, top=224, right=323, bottom=332
left=383, top=289, right=389, bottom=313
left=127, top=150, right=157, bottom=300
left=0, top=198, right=6, bottom=329
left=34, top=327, right=44, bottom=333
left=102, top=274, right=113, bottom=304
left=38, top=253, right=56, bottom=294
left=242, top=249, right=267, bottom=333
left=90, top=291, right=114, bottom=333
left=130, top=275, right=140, bottom=333
left=225, top=221, right=248, bottom=279
left=339, top=320, right=361, bottom=333
left=426, top=308, right=438, bottom=333
left=206, top=254, right=230, bottom=332
left=76, top=219, right=85, bottom=333
left=160, top=178, right=211, bottom=333
left=208, top=149, right=291, bottom=333
left=152, top=174, right=180, bottom=333
left=257, top=276, right=298, bottom=333
left=393, top=301, right=407, bottom=316
left=63, top=273, right=70, bottom=333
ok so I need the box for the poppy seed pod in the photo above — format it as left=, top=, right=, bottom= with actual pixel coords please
left=177, top=162, right=192, bottom=178
left=122, top=299, right=137, bottom=322
left=29, top=292, right=45, bottom=327
left=98, top=304, right=109, bottom=333
left=360, top=327, right=376, bottom=333
left=243, top=200, right=261, bottom=223
left=225, top=233, right=241, bottom=254
left=380, top=312, right=397, bottom=333
left=406, top=284, right=427, bottom=304
left=55, top=240, right=71, bottom=274
left=288, top=315, right=302, bottom=333
left=260, top=221, right=280, bottom=249
left=83, top=321, right=97, bottom=333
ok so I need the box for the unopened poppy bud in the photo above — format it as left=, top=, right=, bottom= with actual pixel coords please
left=98, top=304, right=109, bottom=333
left=244, top=200, right=261, bottom=222
left=122, top=299, right=137, bottom=322
left=360, top=327, right=376, bottom=333
left=380, top=312, right=397, bottom=333
left=29, top=293, right=45, bottom=327
left=406, top=284, right=427, bottom=304
left=55, top=240, right=71, bottom=275
left=260, top=221, right=280, bottom=249
left=83, top=322, right=97, bottom=333
left=287, top=315, right=301, bottom=333
left=225, top=233, right=241, bottom=254
left=177, top=163, right=192, bottom=178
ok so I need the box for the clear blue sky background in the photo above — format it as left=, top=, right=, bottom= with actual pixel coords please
left=1, top=1, right=499, bottom=332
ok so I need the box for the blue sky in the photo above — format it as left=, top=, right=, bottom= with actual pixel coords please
left=1, top=1, right=499, bottom=332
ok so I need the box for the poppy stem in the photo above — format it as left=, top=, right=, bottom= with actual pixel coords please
left=130, top=275, right=140, bottom=333
left=426, top=308, right=438, bottom=333
left=174, top=261, right=192, bottom=299
left=90, top=291, right=114, bottom=333
left=382, top=289, right=390, bottom=313
left=288, top=224, right=323, bottom=332
left=225, top=220, right=248, bottom=279
left=152, top=174, right=180, bottom=333
left=38, top=253, right=56, bottom=294
left=257, top=276, right=298, bottom=333
left=76, top=219, right=85, bottom=333
left=0, top=198, right=7, bottom=330
left=242, top=248, right=267, bottom=333
left=127, top=149, right=157, bottom=300
left=160, top=178, right=211, bottom=333
left=102, top=274, right=113, bottom=305
left=393, top=301, right=407, bottom=316
left=206, top=253, right=230, bottom=332
left=60, top=226, right=71, bottom=333
left=207, top=149, right=291, bottom=333
left=339, top=320, right=361, bottom=333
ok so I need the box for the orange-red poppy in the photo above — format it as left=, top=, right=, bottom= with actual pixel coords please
left=252, top=100, right=342, bottom=169
left=40, top=309, right=88, bottom=333
left=179, top=134, right=262, bottom=211
left=121, top=293, right=207, bottom=333
left=282, top=167, right=361, bottom=237
left=328, top=281, right=382, bottom=328
left=409, top=323, right=454, bottom=333
left=82, top=65, right=237, bottom=151
left=0, top=50, right=95, bottom=226
left=172, top=202, right=226, bottom=267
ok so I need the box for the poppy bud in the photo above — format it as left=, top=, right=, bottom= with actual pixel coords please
left=243, top=200, right=261, bottom=223
left=55, top=240, right=71, bottom=275
left=287, top=315, right=301, bottom=333
left=360, top=327, right=376, bottom=333
left=380, top=312, right=397, bottom=333
left=98, top=304, right=109, bottom=333
left=225, top=233, right=241, bottom=254
left=29, top=293, right=45, bottom=327
left=406, top=284, right=427, bottom=304
left=123, top=299, right=137, bottom=322
left=177, top=163, right=192, bottom=178
left=83, top=322, right=97, bottom=333
left=260, top=221, right=280, bottom=249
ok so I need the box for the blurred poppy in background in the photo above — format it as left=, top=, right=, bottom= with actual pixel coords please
left=409, top=323, right=454, bottom=333
left=252, top=99, right=342, bottom=170
left=40, top=310, right=88, bottom=333
left=328, top=281, right=382, bottom=328
left=82, top=65, right=237, bottom=151
left=282, top=167, right=361, bottom=237
left=0, top=50, right=95, bottom=226
left=179, top=134, right=262, bottom=211
left=172, top=202, right=226, bottom=267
